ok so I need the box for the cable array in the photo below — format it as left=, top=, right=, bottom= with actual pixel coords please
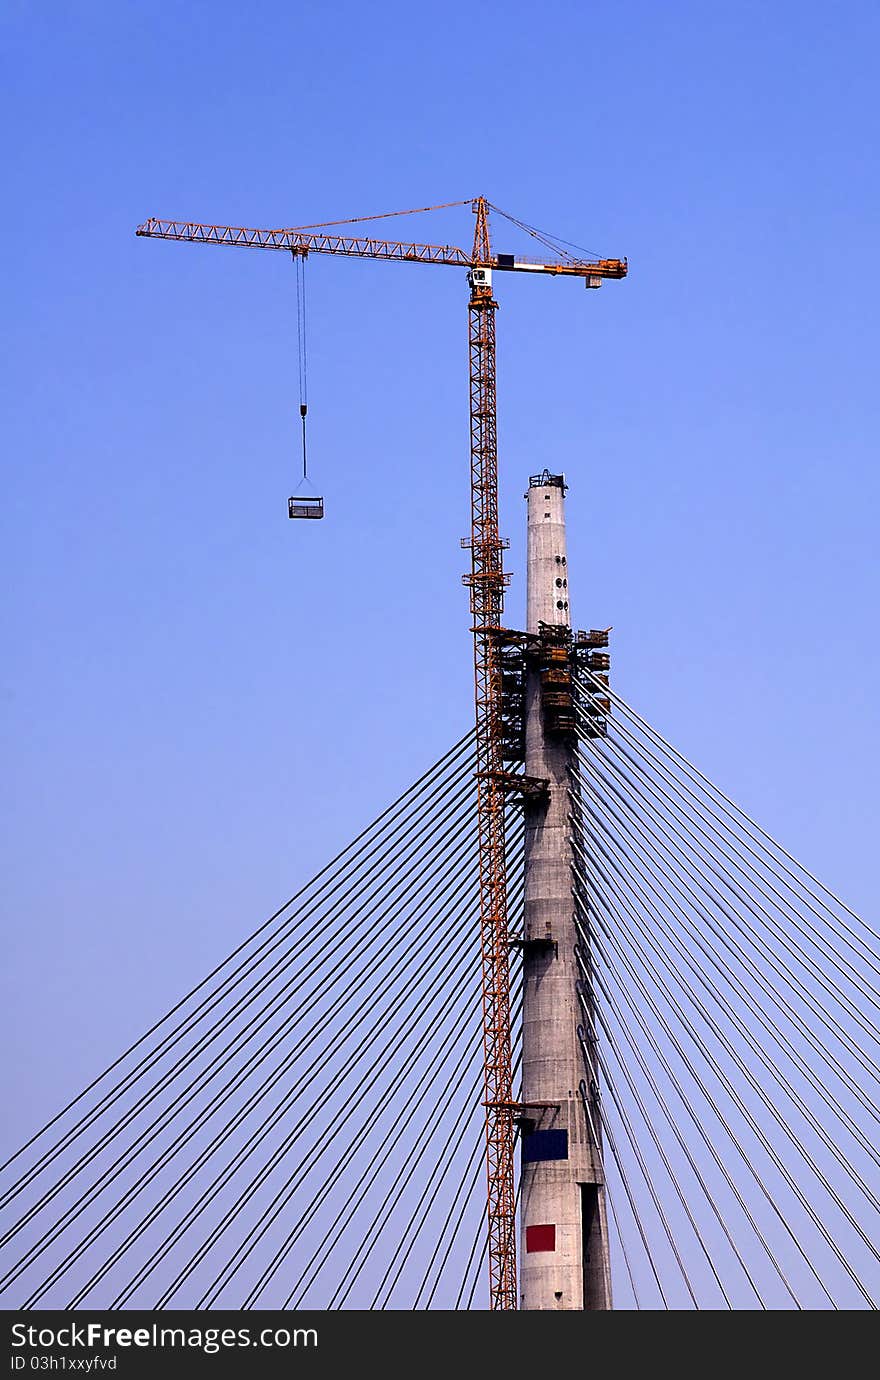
left=0, top=733, right=523, bottom=1310
left=573, top=669, right=879, bottom=1310
left=5, top=680, right=876, bottom=1311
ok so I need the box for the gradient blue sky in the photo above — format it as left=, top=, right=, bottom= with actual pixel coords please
left=2, top=0, right=878, bottom=1147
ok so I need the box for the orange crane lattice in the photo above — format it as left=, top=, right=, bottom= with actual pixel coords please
left=136, top=197, right=626, bottom=1310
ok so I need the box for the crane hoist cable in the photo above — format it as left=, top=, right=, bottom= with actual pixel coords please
left=294, top=251, right=308, bottom=483
left=288, top=253, right=322, bottom=519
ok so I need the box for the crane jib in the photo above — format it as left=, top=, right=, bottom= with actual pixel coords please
left=135, top=219, right=626, bottom=280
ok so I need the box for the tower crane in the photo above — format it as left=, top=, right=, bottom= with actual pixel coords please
left=136, top=197, right=626, bottom=1310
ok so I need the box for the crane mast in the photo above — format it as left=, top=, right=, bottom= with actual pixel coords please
left=136, top=198, right=626, bottom=1310
left=463, top=197, right=517, bottom=1309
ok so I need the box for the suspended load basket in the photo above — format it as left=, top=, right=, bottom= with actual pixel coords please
left=288, top=494, right=323, bottom=520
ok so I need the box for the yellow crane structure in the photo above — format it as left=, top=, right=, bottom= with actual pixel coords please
left=136, top=197, right=626, bottom=1310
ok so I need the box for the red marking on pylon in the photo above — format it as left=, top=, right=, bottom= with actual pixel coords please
left=526, top=1224, right=556, bottom=1253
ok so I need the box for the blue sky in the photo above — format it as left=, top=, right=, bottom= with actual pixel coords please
left=2, top=0, right=878, bottom=1193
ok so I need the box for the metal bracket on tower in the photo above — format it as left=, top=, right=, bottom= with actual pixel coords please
left=508, top=933, right=558, bottom=960
left=512, top=1101, right=561, bottom=1135
left=485, top=770, right=550, bottom=804
left=484, top=1099, right=559, bottom=1114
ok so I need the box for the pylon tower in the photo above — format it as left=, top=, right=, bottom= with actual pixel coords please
left=518, top=471, right=612, bottom=1310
